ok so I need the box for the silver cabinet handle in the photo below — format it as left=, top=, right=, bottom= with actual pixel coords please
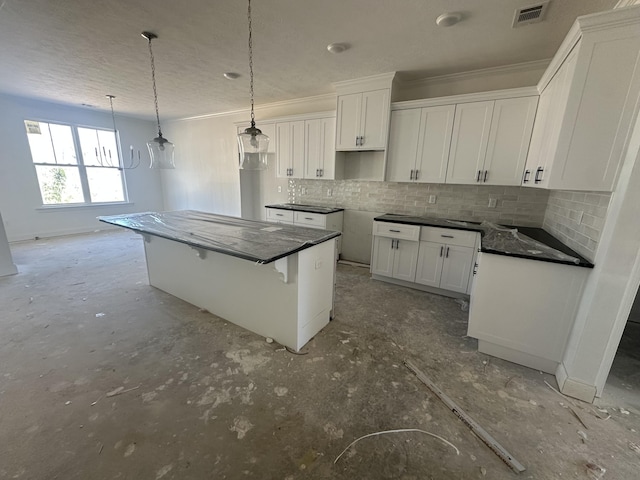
left=415, top=170, right=419, bottom=180
left=355, top=136, right=360, bottom=146
left=523, top=170, right=531, bottom=183
left=305, top=217, right=313, bottom=220
left=477, top=170, right=482, bottom=182
left=389, top=229, right=401, bottom=233
left=440, top=246, right=443, bottom=257
left=410, top=169, right=414, bottom=180
left=275, top=213, right=284, bottom=217
left=445, top=247, right=450, bottom=258
left=483, top=170, right=488, bottom=183
left=441, top=234, right=454, bottom=238
left=360, top=135, right=364, bottom=146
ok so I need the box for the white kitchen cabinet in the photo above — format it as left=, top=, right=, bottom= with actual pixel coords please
left=370, top=221, right=420, bottom=282
left=523, top=8, right=640, bottom=191
left=276, top=121, right=305, bottom=178
left=446, top=97, right=537, bottom=186
left=336, top=89, right=390, bottom=151
left=386, top=105, right=454, bottom=183
left=468, top=252, right=589, bottom=374
left=483, top=97, right=538, bottom=185
left=415, top=227, right=478, bottom=294
left=304, top=117, right=335, bottom=179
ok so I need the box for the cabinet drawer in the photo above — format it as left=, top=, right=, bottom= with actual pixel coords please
left=294, top=211, right=326, bottom=228
left=266, top=208, right=294, bottom=224
left=420, top=226, right=478, bottom=248
left=373, top=222, right=420, bottom=241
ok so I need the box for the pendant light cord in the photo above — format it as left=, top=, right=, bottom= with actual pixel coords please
left=108, top=95, right=117, bottom=133
left=248, top=0, right=255, bottom=128
left=147, top=36, right=163, bottom=138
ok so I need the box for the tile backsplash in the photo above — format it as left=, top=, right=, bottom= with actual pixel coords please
left=289, top=180, right=550, bottom=227
left=543, top=190, right=611, bottom=261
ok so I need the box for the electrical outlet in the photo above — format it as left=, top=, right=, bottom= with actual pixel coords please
left=301, top=187, right=307, bottom=195
left=488, top=198, right=497, bottom=208
left=327, top=188, right=332, bottom=197
left=428, top=195, right=437, bottom=204
left=277, top=186, right=282, bottom=193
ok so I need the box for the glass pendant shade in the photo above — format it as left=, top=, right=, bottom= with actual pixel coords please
left=148, top=134, right=175, bottom=169
left=238, top=125, right=269, bottom=170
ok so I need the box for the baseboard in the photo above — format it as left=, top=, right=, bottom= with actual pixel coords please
left=9, top=225, right=120, bottom=243
left=555, top=363, right=597, bottom=403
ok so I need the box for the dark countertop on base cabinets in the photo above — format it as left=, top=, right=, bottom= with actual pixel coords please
left=98, top=210, right=341, bottom=264
left=374, top=214, right=593, bottom=268
left=265, top=204, right=344, bottom=214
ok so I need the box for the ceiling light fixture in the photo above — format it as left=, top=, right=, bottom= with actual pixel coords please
left=327, top=43, right=349, bottom=54
left=237, top=0, right=269, bottom=170
left=435, top=12, right=462, bottom=27
left=107, top=95, right=140, bottom=170
left=142, top=31, right=175, bottom=169
left=223, top=72, right=240, bottom=80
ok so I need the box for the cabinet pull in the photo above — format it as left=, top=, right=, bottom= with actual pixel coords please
left=355, top=136, right=360, bottom=146
left=477, top=170, right=482, bottom=182
left=410, top=169, right=414, bottom=180
left=275, top=213, right=284, bottom=217
left=415, top=170, right=419, bottom=180
left=389, top=229, right=401, bottom=233
left=523, top=170, right=531, bottom=183
left=360, top=135, right=364, bottom=146
left=440, top=246, right=443, bottom=257
left=473, top=262, right=478, bottom=275
left=534, top=167, right=544, bottom=184
left=483, top=170, right=488, bottom=183
left=305, top=217, right=313, bottom=220
left=440, top=234, right=454, bottom=238
left=319, top=169, right=323, bottom=177
left=445, top=247, right=450, bottom=258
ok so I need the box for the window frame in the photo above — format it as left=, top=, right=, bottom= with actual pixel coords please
left=25, top=118, right=130, bottom=207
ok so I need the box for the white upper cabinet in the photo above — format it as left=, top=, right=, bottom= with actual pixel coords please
left=336, top=89, right=391, bottom=151
left=304, top=117, right=336, bottom=180
left=446, top=101, right=494, bottom=185
left=446, top=97, right=537, bottom=185
left=483, top=97, right=538, bottom=186
left=386, top=105, right=454, bottom=183
left=523, top=7, right=640, bottom=191
left=276, top=121, right=305, bottom=179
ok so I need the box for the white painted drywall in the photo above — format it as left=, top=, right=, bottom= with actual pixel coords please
left=0, top=94, right=163, bottom=241
left=0, top=212, right=18, bottom=276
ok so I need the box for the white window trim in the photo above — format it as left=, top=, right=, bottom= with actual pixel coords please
left=26, top=118, right=130, bottom=207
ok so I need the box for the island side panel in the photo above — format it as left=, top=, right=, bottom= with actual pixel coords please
left=141, top=235, right=300, bottom=350
left=296, top=238, right=337, bottom=349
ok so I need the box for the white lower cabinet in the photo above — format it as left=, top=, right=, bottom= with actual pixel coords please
left=371, top=221, right=479, bottom=295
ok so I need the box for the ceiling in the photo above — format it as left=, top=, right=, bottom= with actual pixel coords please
left=0, top=0, right=619, bottom=120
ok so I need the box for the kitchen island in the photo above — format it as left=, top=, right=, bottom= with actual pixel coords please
left=99, top=210, right=340, bottom=351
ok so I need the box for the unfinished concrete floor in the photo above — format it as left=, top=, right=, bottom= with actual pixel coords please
left=1, top=230, right=639, bottom=480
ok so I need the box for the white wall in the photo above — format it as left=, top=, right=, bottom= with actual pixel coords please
left=0, top=94, right=163, bottom=241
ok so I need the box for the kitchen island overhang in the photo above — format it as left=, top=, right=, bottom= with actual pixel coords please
left=99, top=211, right=341, bottom=351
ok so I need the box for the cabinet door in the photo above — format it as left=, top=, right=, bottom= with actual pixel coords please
left=386, top=109, right=421, bottom=182
left=523, top=84, right=554, bottom=186
left=335, top=93, right=361, bottom=150
left=415, top=241, right=444, bottom=288
left=305, top=119, right=322, bottom=179
left=275, top=122, right=291, bottom=178
left=289, top=121, right=305, bottom=178
left=393, top=240, right=419, bottom=282
left=371, top=236, right=394, bottom=277
left=446, top=101, right=494, bottom=185
left=440, top=245, right=474, bottom=293
left=319, top=117, right=336, bottom=179
left=415, top=105, right=455, bottom=183
left=483, top=97, right=538, bottom=186
left=360, top=89, right=390, bottom=150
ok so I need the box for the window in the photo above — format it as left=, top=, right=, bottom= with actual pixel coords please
left=25, top=120, right=127, bottom=205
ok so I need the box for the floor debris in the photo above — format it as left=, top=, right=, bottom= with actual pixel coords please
left=404, top=360, right=526, bottom=474
left=105, top=385, right=141, bottom=398
left=585, top=462, right=606, bottom=479
left=333, top=428, right=460, bottom=464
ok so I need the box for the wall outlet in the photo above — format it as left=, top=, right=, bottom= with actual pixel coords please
left=301, top=187, right=307, bottom=195
left=327, top=188, right=332, bottom=197
left=428, top=195, right=437, bottom=204
left=277, top=186, right=282, bottom=193
left=488, top=198, right=497, bottom=208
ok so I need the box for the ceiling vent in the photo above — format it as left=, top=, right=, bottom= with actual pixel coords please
left=512, top=2, right=549, bottom=28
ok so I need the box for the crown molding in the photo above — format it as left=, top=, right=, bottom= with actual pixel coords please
left=332, top=72, right=397, bottom=95
left=171, top=92, right=336, bottom=123
left=399, top=59, right=550, bottom=91
left=392, top=87, right=539, bottom=110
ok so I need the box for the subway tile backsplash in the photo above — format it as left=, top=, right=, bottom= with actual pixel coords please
left=543, top=190, right=611, bottom=261
left=289, top=180, right=550, bottom=227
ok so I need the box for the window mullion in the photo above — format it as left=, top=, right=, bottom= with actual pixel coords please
left=72, top=126, right=92, bottom=203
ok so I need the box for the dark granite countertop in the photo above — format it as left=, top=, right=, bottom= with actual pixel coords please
left=374, top=214, right=593, bottom=268
left=99, top=210, right=340, bottom=264
left=266, top=204, right=344, bottom=214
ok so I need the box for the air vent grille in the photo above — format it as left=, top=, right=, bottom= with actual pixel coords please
left=513, top=2, right=549, bottom=27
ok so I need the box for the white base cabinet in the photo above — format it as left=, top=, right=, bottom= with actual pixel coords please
left=468, top=252, right=589, bottom=374
left=372, top=221, right=479, bottom=296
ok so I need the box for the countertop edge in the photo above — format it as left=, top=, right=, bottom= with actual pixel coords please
left=265, top=204, right=345, bottom=214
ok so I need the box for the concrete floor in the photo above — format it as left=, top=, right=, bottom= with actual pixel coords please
left=1, top=230, right=639, bottom=480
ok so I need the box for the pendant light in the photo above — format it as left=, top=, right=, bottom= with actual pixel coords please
left=142, top=31, right=175, bottom=169
left=238, top=0, right=269, bottom=170
left=106, top=95, right=140, bottom=169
